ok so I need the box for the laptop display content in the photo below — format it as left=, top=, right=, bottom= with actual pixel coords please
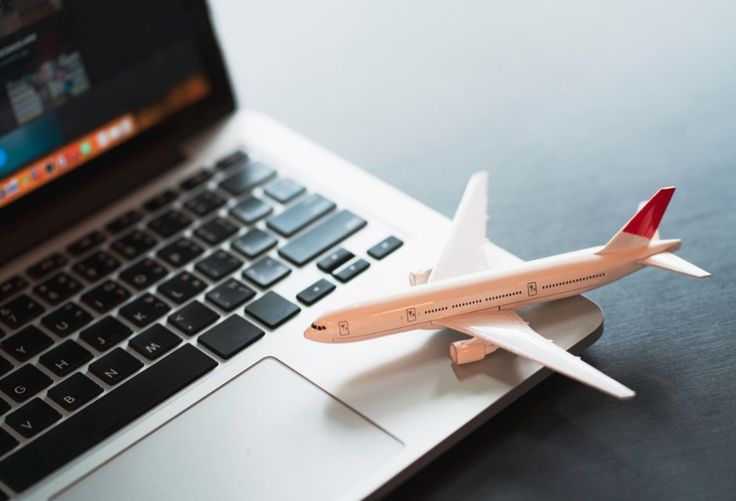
left=0, top=0, right=213, bottom=209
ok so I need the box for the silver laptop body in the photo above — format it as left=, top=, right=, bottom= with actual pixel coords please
left=0, top=3, right=602, bottom=499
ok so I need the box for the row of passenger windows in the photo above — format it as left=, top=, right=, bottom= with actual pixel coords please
left=485, top=290, right=522, bottom=301
left=423, top=290, right=523, bottom=315
left=542, top=272, right=605, bottom=290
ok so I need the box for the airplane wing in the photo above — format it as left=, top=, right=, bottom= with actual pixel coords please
left=436, top=310, right=635, bottom=399
left=428, top=171, right=495, bottom=283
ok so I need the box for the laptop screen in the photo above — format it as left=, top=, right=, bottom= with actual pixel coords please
left=0, top=0, right=215, bottom=209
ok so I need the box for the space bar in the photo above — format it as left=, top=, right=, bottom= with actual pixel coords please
left=0, top=344, right=217, bottom=493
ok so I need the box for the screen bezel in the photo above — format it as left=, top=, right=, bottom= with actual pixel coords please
left=0, top=0, right=237, bottom=264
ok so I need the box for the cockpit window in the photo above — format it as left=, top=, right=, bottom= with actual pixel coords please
left=311, top=323, right=326, bottom=331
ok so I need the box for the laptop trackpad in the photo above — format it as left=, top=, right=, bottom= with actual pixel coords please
left=56, top=357, right=402, bottom=500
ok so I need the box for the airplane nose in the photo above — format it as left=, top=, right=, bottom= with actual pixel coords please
left=305, top=324, right=333, bottom=343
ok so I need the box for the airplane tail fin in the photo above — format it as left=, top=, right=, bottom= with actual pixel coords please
left=597, top=187, right=675, bottom=254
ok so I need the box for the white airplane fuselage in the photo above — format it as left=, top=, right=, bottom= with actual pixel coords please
left=306, top=239, right=680, bottom=344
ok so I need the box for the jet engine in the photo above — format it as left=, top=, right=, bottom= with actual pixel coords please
left=450, top=338, right=498, bottom=365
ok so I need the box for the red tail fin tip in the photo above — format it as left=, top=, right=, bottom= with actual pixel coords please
left=622, top=187, right=675, bottom=239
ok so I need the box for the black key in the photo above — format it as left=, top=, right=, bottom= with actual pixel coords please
left=27, top=253, right=68, bottom=280
left=73, top=250, right=121, bottom=283
left=219, top=162, right=276, bottom=195
left=245, top=291, right=300, bottom=329
left=267, top=194, right=336, bottom=237
left=0, top=294, right=44, bottom=329
left=264, top=178, right=305, bottom=204
left=199, top=315, right=264, bottom=359
left=130, top=324, right=181, bottom=360
left=0, top=344, right=216, bottom=493
left=6, top=398, right=60, bottom=438
left=0, top=429, right=17, bottom=456
left=194, top=217, right=239, bottom=246
left=89, top=348, right=143, bottom=386
left=105, top=209, right=144, bottom=234
left=120, top=258, right=168, bottom=290
left=48, top=373, right=102, bottom=411
left=110, top=230, right=157, bottom=260
left=296, top=279, right=336, bottom=306
left=119, top=294, right=170, bottom=328
left=158, top=272, right=207, bottom=304
left=316, top=248, right=354, bottom=273
left=229, top=196, right=272, bottom=224
left=147, top=209, right=192, bottom=238
left=0, top=365, right=52, bottom=403
left=79, top=316, right=132, bottom=352
left=143, top=188, right=178, bottom=213
left=0, top=358, right=12, bottom=378
left=206, top=279, right=255, bottom=312
left=333, top=258, right=370, bottom=283
left=41, top=302, right=92, bottom=337
left=215, top=149, right=248, bottom=170
left=231, top=229, right=277, bottom=259
left=279, top=210, right=367, bottom=266
left=157, top=238, right=204, bottom=268
left=243, top=257, right=291, bottom=289
left=39, top=340, right=93, bottom=377
left=33, top=272, right=83, bottom=305
left=1, top=326, right=52, bottom=362
left=179, top=168, right=212, bottom=191
left=368, top=235, right=404, bottom=260
left=0, top=276, right=28, bottom=303
left=67, top=231, right=106, bottom=257
left=81, top=280, right=131, bottom=313
left=195, top=250, right=243, bottom=281
left=0, top=399, right=8, bottom=415
left=183, top=190, right=226, bottom=217
left=168, top=301, right=219, bottom=335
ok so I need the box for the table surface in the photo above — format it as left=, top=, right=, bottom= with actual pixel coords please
left=212, top=1, right=736, bottom=499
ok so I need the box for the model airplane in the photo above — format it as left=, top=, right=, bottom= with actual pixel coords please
left=305, top=173, right=710, bottom=399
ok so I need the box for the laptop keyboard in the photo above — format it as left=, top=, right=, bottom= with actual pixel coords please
left=0, top=149, right=403, bottom=494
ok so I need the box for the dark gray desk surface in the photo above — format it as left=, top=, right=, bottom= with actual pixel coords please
left=213, top=1, right=735, bottom=498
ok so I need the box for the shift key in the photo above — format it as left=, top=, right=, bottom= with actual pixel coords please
left=279, top=210, right=366, bottom=266
left=266, top=194, right=335, bottom=237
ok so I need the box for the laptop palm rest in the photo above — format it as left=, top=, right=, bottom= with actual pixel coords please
left=55, top=357, right=403, bottom=500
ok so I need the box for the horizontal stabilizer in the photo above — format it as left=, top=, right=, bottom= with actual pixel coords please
left=638, top=252, right=710, bottom=278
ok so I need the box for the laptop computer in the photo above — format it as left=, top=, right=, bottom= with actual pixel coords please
left=0, top=1, right=603, bottom=498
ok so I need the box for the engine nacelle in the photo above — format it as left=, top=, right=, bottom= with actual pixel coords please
left=450, top=338, right=498, bottom=365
